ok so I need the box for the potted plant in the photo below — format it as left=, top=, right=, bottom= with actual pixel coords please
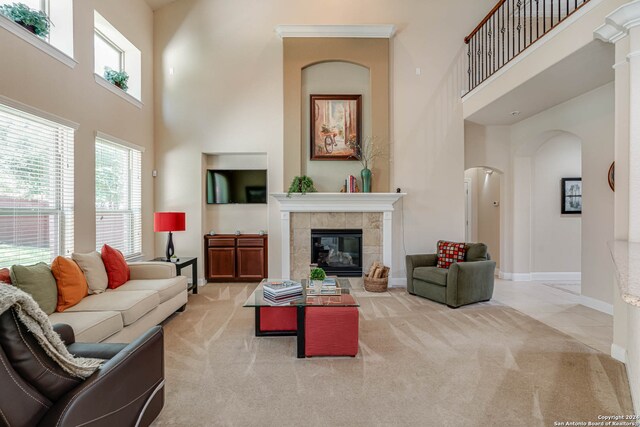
left=286, top=175, right=317, bottom=197
left=0, top=2, right=51, bottom=38
left=309, top=267, right=326, bottom=288
left=103, top=68, right=129, bottom=92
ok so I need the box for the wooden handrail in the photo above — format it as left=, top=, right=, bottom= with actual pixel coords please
left=464, top=0, right=507, bottom=44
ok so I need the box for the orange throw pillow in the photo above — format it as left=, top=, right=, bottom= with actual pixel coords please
left=101, top=244, right=130, bottom=289
left=51, top=257, right=88, bottom=312
left=0, top=268, right=11, bottom=284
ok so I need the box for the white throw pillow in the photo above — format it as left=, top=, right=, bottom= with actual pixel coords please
left=72, top=251, right=109, bottom=294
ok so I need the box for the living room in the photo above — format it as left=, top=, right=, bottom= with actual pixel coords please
left=1, top=0, right=640, bottom=425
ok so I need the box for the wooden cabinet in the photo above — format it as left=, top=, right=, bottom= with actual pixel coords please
left=204, top=234, right=268, bottom=282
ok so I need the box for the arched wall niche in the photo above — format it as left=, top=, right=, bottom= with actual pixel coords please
left=283, top=37, right=390, bottom=192
left=301, top=61, right=372, bottom=191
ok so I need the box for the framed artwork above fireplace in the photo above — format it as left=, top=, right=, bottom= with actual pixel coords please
left=310, top=94, right=361, bottom=161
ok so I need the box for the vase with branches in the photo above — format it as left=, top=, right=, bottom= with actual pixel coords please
left=350, top=136, right=387, bottom=193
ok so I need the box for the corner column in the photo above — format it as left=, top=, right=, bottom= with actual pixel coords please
left=281, top=211, right=291, bottom=279
left=382, top=211, right=393, bottom=269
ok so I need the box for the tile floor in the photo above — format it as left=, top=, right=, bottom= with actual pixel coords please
left=492, top=278, right=613, bottom=354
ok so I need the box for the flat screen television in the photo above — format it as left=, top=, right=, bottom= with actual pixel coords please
left=206, top=170, right=267, bottom=204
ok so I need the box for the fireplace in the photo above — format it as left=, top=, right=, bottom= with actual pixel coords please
left=311, top=229, right=362, bottom=277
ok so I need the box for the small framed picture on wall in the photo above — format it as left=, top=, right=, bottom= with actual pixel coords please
left=310, top=94, right=362, bottom=160
left=561, top=177, right=582, bottom=214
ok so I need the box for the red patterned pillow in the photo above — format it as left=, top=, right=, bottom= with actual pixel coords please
left=436, top=241, right=466, bottom=269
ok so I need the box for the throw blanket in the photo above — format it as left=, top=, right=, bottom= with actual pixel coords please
left=0, top=285, right=103, bottom=378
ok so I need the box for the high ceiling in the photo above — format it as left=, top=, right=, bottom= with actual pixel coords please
left=145, top=0, right=177, bottom=10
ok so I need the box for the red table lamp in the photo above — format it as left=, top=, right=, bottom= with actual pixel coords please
left=154, top=212, right=186, bottom=261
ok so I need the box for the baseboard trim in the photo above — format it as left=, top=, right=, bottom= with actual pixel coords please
left=498, top=271, right=582, bottom=282
left=580, top=295, right=613, bottom=315
left=627, top=353, right=640, bottom=416
left=611, top=343, right=627, bottom=363
left=389, top=278, right=407, bottom=288
left=531, top=272, right=581, bottom=281
left=499, top=271, right=532, bottom=281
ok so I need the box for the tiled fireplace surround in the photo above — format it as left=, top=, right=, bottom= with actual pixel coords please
left=290, top=212, right=382, bottom=281
left=272, top=193, right=405, bottom=281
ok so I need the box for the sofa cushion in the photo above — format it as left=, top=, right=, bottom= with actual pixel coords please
left=10, top=263, right=58, bottom=315
left=114, top=276, right=187, bottom=304
left=413, top=266, right=448, bottom=287
left=466, top=243, right=488, bottom=261
left=101, top=244, right=130, bottom=289
left=72, top=251, right=109, bottom=294
left=51, top=256, right=89, bottom=312
left=436, top=240, right=466, bottom=269
left=64, top=290, right=159, bottom=326
left=49, top=310, right=123, bottom=343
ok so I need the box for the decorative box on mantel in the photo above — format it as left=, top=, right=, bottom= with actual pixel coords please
left=271, top=192, right=406, bottom=280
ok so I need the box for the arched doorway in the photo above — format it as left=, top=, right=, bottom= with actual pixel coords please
left=464, top=166, right=502, bottom=270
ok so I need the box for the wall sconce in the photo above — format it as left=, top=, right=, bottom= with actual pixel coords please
left=484, top=168, right=494, bottom=176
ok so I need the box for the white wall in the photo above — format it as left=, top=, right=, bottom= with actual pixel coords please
left=465, top=83, right=614, bottom=303
left=532, top=134, right=582, bottom=273
left=465, top=167, right=501, bottom=267
left=0, top=0, right=155, bottom=256
left=153, top=0, right=497, bottom=279
left=512, top=83, right=614, bottom=302
left=477, top=170, right=501, bottom=268
left=302, top=62, right=371, bottom=192
left=464, top=169, right=479, bottom=242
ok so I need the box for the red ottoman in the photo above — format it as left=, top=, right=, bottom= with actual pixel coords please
left=305, top=306, right=359, bottom=357
left=259, top=307, right=297, bottom=332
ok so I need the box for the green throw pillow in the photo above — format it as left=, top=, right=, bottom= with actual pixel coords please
left=10, top=262, right=58, bottom=315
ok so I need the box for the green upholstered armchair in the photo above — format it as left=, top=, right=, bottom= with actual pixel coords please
left=405, top=243, right=496, bottom=308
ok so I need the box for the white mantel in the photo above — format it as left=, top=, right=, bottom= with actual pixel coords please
left=271, top=192, right=406, bottom=279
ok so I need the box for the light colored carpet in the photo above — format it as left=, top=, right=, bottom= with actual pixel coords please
left=153, top=283, right=632, bottom=426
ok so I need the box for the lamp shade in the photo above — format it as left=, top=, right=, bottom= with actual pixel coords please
left=154, top=212, right=186, bottom=232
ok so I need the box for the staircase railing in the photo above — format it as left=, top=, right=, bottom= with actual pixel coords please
left=464, top=0, right=591, bottom=93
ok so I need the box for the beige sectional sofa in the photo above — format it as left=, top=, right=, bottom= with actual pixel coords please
left=49, top=262, right=188, bottom=343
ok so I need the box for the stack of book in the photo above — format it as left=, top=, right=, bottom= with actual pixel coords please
left=307, top=278, right=340, bottom=295
left=345, top=175, right=357, bottom=193
left=262, top=280, right=303, bottom=304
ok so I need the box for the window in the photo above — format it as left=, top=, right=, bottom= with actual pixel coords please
left=0, top=0, right=74, bottom=59
left=0, top=101, right=74, bottom=267
left=94, top=11, right=142, bottom=101
left=95, top=135, right=142, bottom=258
left=94, top=30, right=124, bottom=73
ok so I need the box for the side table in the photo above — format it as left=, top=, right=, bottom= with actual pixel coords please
left=150, top=257, right=198, bottom=294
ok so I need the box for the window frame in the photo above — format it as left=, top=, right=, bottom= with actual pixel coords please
left=0, top=0, right=75, bottom=67
left=94, top=28, right=125, bottom=73
left=0, top=96, right=77, bottom=268
left=93, top=11, right=142, bottom=104
left=95, top=133, right=143, bottom=260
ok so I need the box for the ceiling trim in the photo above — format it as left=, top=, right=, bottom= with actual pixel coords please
left=275, top=25, right=396, bottom=39
left=594, top=0, right=640, bottom=43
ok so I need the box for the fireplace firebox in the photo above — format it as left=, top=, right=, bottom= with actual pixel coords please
left=311, top=229, right=362, bottom=277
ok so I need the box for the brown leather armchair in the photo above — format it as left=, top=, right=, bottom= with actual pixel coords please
left=0, top=309, right=164, bottom=427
